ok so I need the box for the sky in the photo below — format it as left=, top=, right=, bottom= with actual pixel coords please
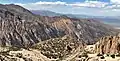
left=1, top=0, right=120, bottom=16
left=0, top=0, right=110, bottom=3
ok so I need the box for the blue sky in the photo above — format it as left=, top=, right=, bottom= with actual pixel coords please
left=0, top=0, right=110, bottom=3
left=1, top=0, right=120, bottom=16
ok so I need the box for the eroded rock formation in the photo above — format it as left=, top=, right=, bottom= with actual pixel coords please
left=95, top=33, right=120, bottom=54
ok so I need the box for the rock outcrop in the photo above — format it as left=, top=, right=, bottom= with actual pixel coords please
left=95, top=33, right=120, bottom=54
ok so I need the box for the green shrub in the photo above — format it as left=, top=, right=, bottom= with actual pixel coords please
left=106, top=54, right=109, bottom=56
left=79, top=55, right=81, bottom=58
left=97, top=53, right=103, bottom=56
left=100, top=56, right=105, bottom=59
left=15, top=53, right=23, bottom=58
left=116, top=53, right=120, bottom=57
left=111, top=54, right=115, bottom=58
left=23, top=57, right=33, bottom=61
left=81, top=52, right=88, bottom=58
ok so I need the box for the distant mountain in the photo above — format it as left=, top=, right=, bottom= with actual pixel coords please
left=31, top=10, right=61, bottom=16
left=30, top=10, right=120, bottom=28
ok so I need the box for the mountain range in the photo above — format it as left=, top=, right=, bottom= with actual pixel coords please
left=30, top=10, right=120, bottom=29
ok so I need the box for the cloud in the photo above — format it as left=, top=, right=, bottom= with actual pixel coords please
left=14, top=3, right=25, bottom=6
left=12, top=1, right=120, bottom=16
left=14, top=1, right=120, bottom=9
left=69, top=2, right=108, bottom=8
left=32, top=1, right=109, bottom=8
left=106, top=4, right=119, bottom=9
left=111, top=0, right=120, bottom=4
left=14, top=1, right=109, bottom=8
left=34, top=1, right=67, bottom=5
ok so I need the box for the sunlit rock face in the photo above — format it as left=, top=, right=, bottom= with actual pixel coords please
left=95, top=33, right=120, bottom=54
left=0, top=4, right=118, bottom=47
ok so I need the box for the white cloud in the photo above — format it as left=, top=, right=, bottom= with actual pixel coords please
left=34, top=1, right=66, bottom=5
left=11, top=1, right=120, bottom=16
left=14, top=3, right=25, bottom=6
left=14, top=1, right=120, bottom=9
left=105, top=3, right=120, bottom=9
left=14, top=1, right=109, bottom=8
left=69, top=2, right=108, bottom=8
left=111, top=0, right=120, bottom=4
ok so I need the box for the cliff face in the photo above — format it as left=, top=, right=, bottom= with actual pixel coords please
left=95, top=34, right=120, bottom=54
left=0, top=4, right=118, bottom=47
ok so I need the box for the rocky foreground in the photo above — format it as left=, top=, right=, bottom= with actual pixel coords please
left=0, top=36, right=83, bottom=61
left=1, top=34, right=120, bottom=61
